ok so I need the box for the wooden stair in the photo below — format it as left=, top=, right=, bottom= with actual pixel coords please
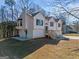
left=48, top=30, right=57, bottom=39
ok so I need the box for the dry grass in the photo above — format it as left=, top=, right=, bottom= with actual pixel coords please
left=24, top=40, right=79, bottom=59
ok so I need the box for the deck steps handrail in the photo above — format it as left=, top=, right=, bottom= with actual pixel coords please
left=48, top=30, right=57, bottom=39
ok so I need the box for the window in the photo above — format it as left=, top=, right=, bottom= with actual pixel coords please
left=58, top=23, right=61, bottom=27
left=36, top=19, right=43, bottom=26
left=18, top=19, right=22, bottom=26
left=20, top=20, right=22, bottom=26
left=40, top=20, right=43, bottom=26
left=36, top=19, right=40, bottom=25
left=50, top=22, right=54, bottom=27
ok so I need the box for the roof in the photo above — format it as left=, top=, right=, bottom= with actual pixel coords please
left=31, top=12, right=40, bottom=16
left=19, top=9, right=64, bottom=22
left=54, top=18, right=59, bottom=22
left=26, top=10, right=40, bottom=17
left=45, top=16, right=52, bottom=20
left=50, top=15, right=64, bottom=22
left=49, top=16, right=60, bottom=22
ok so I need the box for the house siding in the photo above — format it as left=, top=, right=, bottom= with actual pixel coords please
left=25, top=14, right=34, bottom=39
left=33, top=13, right=45, bottom=38
left=16, top=11, right=63, bottom=40
left=48, top=18, right=56, bottom=30
left=33, top=29, right=45, bottom=38
left=19, top=29, right=26, bottom=38
left=48, top=18, right=62, bottom=36
left=57, top=20, right=62, bottom=35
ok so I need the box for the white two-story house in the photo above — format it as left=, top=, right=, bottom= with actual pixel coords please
left=16, top=10, right=63, bottom=40
left=16, top=10, right=46, bottom=40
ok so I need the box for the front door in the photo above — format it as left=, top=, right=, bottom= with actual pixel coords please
left=45, top=26, right=48, bottom=33
left=25, top=30, right=27, bottom=37
left=16, top=29, right=19, bottom=37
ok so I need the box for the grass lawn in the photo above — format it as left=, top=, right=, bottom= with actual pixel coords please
left=0, top=38, right=79, bottom=59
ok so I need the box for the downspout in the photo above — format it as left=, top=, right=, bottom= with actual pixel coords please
left=56, top=22, right=57, bottom=36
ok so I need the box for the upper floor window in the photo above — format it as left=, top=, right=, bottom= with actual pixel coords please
left=50, top=22, right=54, bottom=27
left=36, top=19, right=43, bottom=26
left=58, top=23, right=61, bottom=27
left=36, top=19, right=40, bottom=25
left=17, top=19, right=22, bottom=26
left=40, top=20, right=43, bottom=26
left=20, top=20, right=22, bottom=26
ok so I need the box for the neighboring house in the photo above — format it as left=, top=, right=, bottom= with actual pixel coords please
left=66, top=25, right=77, bottom=33
left=70, top=24, right=79, bottom=32
left=45, top=17, right=63, bottom=38
left=16, top=10, right=63, bottom=40
left=64, top=25, right=77, bottom=33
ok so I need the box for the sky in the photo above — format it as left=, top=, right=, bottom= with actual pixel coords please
left=0, top=0, right=79, bottom=24
left=0, top=0, right=4, bottom=7
left=0, top=0, right=79, bottom=12
left=0, top=0, right=79, bottom=11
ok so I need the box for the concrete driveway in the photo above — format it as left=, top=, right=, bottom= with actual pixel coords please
left=64, top=35, right=79, bottom=40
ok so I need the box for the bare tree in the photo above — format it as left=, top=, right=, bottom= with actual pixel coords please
left=19, top=0, right=32, bottom=11
left=55, top=0, right=79, bottom=20
left=5, top=0, right=16, bottom=21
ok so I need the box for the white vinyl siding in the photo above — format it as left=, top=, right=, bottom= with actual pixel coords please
left=33, top=29, right=45, bottom=38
